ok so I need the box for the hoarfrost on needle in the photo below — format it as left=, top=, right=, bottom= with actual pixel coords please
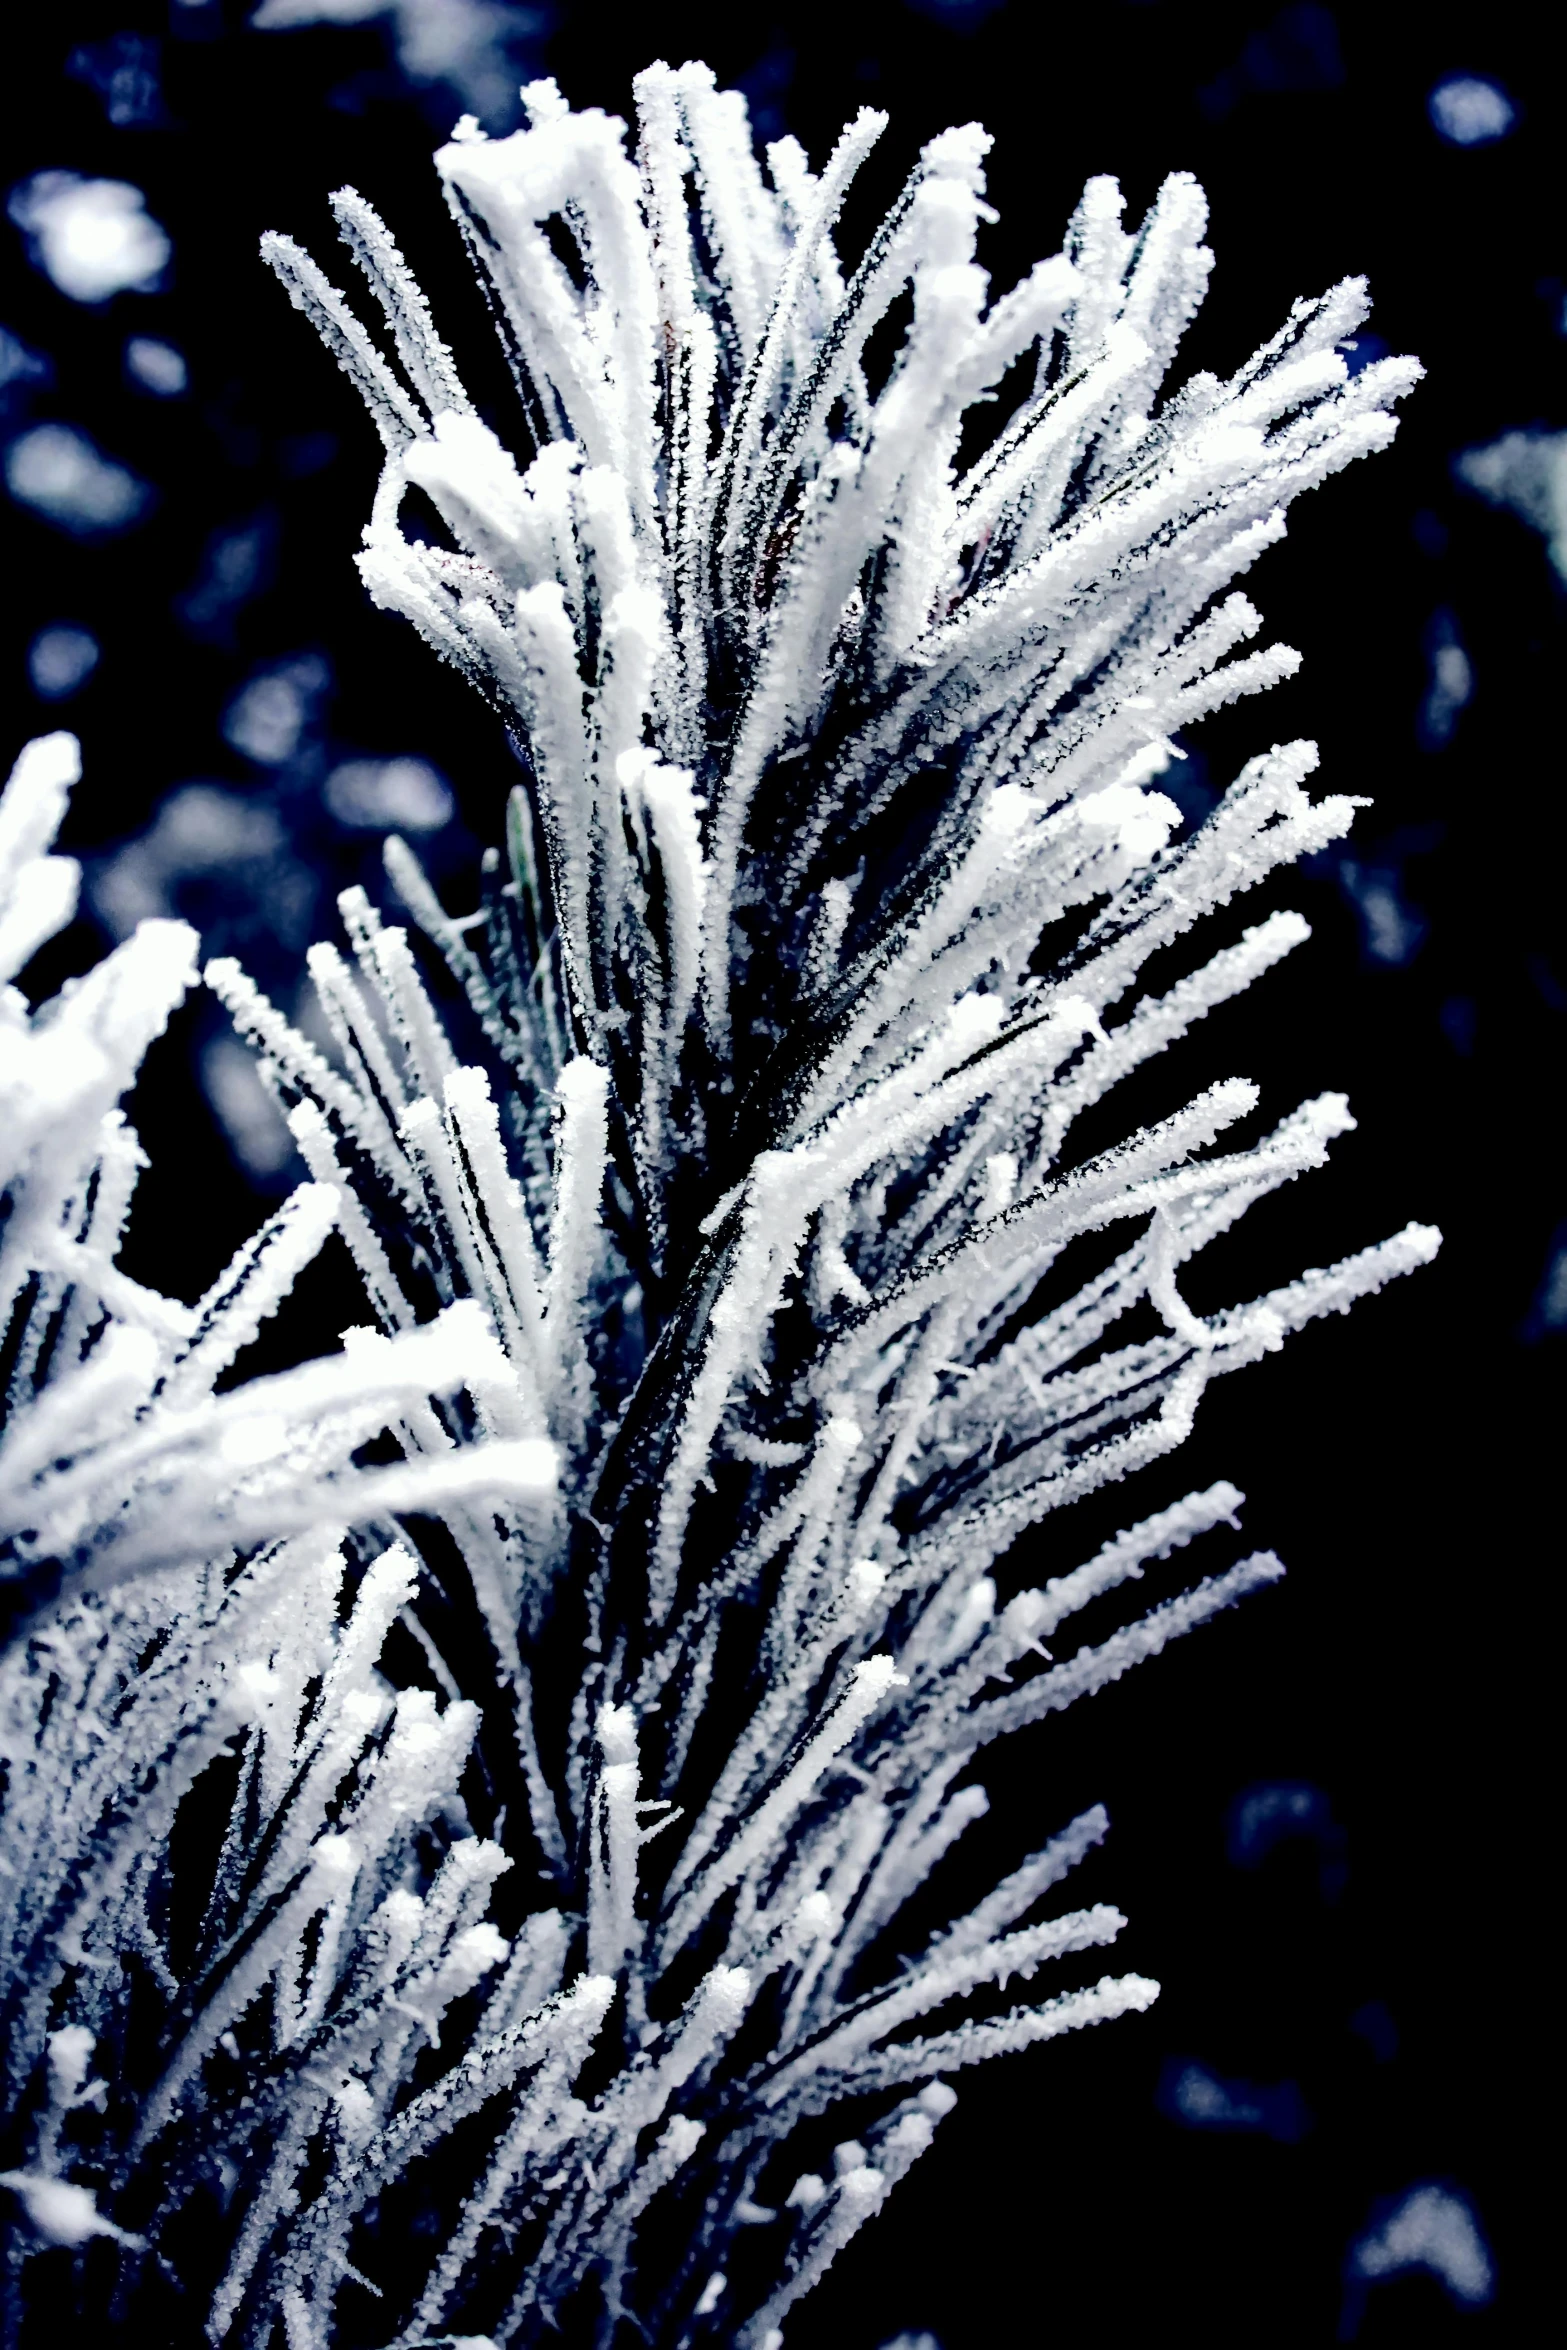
left=0, top=58, right=1435, bottom=2350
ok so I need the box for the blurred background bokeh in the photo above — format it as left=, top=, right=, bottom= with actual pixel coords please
left=2, top=5, right=1556, bottom=2342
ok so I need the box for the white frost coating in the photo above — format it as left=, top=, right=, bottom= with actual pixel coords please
left=545, top=1055, right=610, bottom=1434
left=587, top=1702, right=643, bottom=1979
left=0, top=57, right=1438, bottom=2350
left=0, top=2169, right=143, bottom=2249
left=0, top=738, right=547, bottom=1625
left=664, top=1658, right=907, bottom=1953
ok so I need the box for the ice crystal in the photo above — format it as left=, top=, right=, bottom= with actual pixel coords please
left=1, top=62, right=1438, bottom=2349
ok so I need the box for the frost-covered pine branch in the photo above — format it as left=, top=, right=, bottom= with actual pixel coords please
left=0, top=726, right=557, bottom=2318
left=0, top=729, right=553, bottom=1628
left=1, top=61, right=1438, bottom=2348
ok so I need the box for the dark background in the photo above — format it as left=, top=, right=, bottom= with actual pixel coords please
left=1, top=4, right=1556, bottom=2343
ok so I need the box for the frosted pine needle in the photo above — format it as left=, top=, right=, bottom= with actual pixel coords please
left=1, top=62, right=1437, bottom=2349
